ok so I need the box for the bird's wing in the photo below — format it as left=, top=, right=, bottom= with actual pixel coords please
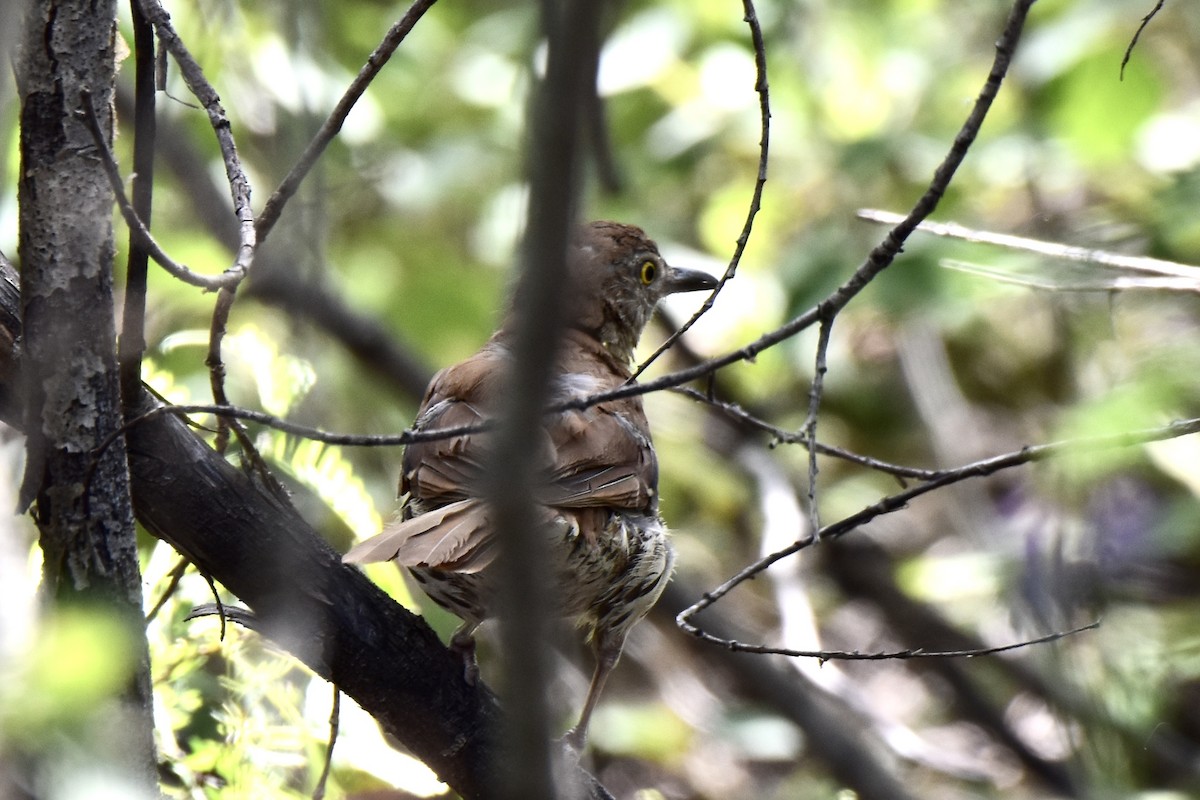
left=341, top=347, right=506, bottom=572
left=540, top=366, right=658, bottom=512
left=360, top=336, right=656, bottom=578
left=400, top=344, right=511, bottom=504
left=343, top=497, right=499, bottom=572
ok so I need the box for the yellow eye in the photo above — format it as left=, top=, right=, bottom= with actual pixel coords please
left=639, top=260, right=657, bottom=285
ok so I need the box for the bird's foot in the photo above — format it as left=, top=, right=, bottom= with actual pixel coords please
left=449, top=630, right=479, bottom=686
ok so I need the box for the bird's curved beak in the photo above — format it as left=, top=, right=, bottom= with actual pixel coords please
left=663, top=265, right=718, bottom=295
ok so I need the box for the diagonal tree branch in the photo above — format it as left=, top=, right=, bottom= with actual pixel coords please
left=0, top=260, right=614, bottom=800
left=629, top=0, right=771, bottom=380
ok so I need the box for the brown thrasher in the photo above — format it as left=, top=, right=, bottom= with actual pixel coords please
left=344, top=220, right=716, bottom=749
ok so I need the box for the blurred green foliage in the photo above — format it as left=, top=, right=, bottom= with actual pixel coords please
left=5, top=0, right=1200, bottom=797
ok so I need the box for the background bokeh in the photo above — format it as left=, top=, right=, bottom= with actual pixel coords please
left=4, top=0, right=1200, bottom=798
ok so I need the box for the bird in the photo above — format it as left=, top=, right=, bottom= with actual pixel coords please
left=343, top=220, right=717, bottom=749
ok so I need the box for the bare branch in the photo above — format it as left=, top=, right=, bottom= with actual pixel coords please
left=680, top=619, right=1100, bottom=663
left=144, top=555, right=189, bottom=623
left=817, top=0, right=1035, bottom=313
left=103, top=403, right=413, bottom=449
left=255, top=0, right=440, bottom=243
left=135, top=0, right=256, bottom=280
left=76, top=94, right=241, bottom=290
left=556, top=0, right=1037, bottom=415
left=942, top=259, right=1200, bottom=293
left=674, top=387, right=940, bottom=480
left=206, top=287, right=240, bottom=453
left=859, top=208, right=1200, bottom=282
left=678, top=416, right=1200, bottom=642
left=113, top=83, right=436, bottom=400
left=630, top=0, right=770, bottom=379
left=313, top=687, right=339, bottom=800
left=131, top=0, right=264, bottom=461
left=1121, top=0, right=1166, bottom=80
left=803, top=320, right=833, bottom=538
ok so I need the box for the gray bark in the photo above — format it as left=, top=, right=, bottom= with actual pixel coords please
left=14, top=0, right=158, bottom=794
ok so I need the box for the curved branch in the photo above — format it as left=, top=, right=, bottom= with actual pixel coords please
left=1121, top=0, right=1166, bottom=79
left=630, top=0, right=771, bottom=379
left=76, top=94, right=242, bottom=291
left=255, top=0, right=440, bottom=242
left=135, top=0, right=256, bottom=279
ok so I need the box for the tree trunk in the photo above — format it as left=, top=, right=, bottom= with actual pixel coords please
left=15, top=0, right=157, bottom=793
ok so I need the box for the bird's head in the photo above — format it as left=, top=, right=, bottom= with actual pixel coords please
left=567, top=221, right=717, bottom=363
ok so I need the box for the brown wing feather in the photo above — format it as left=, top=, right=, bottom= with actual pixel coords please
left=345, top=330, right=658, bottom=574
left=401, top=344, right=507, bottom=503
left=541, top=331, right=658, bottom=512
left=542, top=403, right=655, bottom=509
left=343, top=498, right=497, bottom=573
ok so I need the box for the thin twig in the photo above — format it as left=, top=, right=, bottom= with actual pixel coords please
left=941, top=259, right=1200, bottom=293
left=75, top=94, right=241, bottom=290
left=682, top=619, right=1100, bottom=662
left=312, top=687, right=340, bottom=800
left=673, top=387, right=938, bottom=480
left=678, top=416, right=1200, bottom=638
left=255, top=0, right=440, bottom=243
left=135, top=0, right=263, bottom=466
left=198, top=569, right=227, bottom=642
left=803, top=320, right=833, bottom=539
left=89, top=402, right=476, bottom=480
left=1121, top=0, right=1166, bottom=80
left=629, top=0, right=770, bottom=380
left=136, top=0, right=256, bottom=279
left=207, top=288, right=238, bottom=454
left=858, top=208, right=1200, bottom=280
left=144, top=556, right=190, bottom=623
left=203, top=287, right=284, bottom=491
left=818, top=0, right=1035, bottom=312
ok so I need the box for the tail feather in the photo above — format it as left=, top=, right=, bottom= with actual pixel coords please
left=342, top=498, right=496, bottom=573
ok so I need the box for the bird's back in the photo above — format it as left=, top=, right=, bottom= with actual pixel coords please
left=347, top=328, right=671, bottom=629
